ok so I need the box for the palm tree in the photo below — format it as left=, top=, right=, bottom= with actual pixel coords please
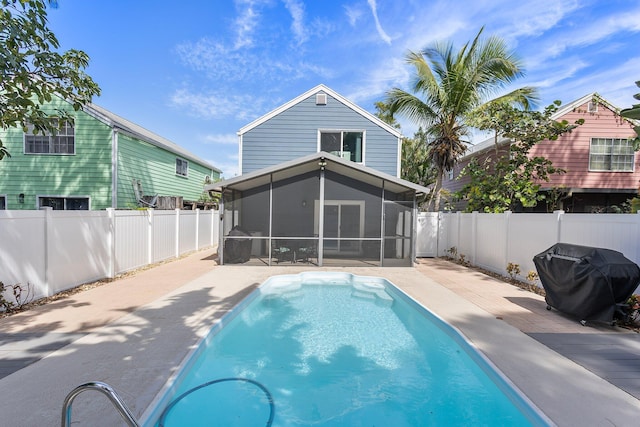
left=387, top=27, right=538, bottom=211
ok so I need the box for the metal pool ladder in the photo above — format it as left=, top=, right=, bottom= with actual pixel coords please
left=61, top=381, right=139, bottom=427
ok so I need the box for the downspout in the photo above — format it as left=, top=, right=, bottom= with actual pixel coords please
left=380, top=181, right=386, bottom=266
left=218, top=190, right=225, bottom=265
left=268, top=174, right=273, bottom=266
left=412, top=192, right=417, bottom=265
left=396, top=136, right=402, bottom=178
left=112, top=129, right=119, bottom=208
left=237, top=132, right=243, bottom=176
left=318, top=161, right=326, bottom=266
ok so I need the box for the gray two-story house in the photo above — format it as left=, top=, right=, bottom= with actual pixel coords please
left=206, top=85, right=429, bottom=267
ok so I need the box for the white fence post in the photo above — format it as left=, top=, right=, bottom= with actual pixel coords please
left=42, top=206, right=52, bottom=297
left=555, top=210, right=564, bottom=242
left=195, top=209, right=200, bottom=250
left=471, top=211, right=478, bottom=265
left=175, top=208, right=180, bottom=258
left=147, top=209, right=154, bottom=265
left=456, top=211, right=461, bottom=254
left=107, top=208, right=116, bottom=279
left=504, top=211, right=512, bottom=274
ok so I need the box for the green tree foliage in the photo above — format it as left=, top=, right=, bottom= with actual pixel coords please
left=401, top=128, right=436, bottom=207
left=373, top=101, right=401, bottom=129
left=620, top=80, right=640, bottom=150
left=386, top=27, right=538, bottom=211
left=456, top=101, right=583, bottom=212
left=374, top=101, right=435, bottom=207
left=0, top=0, right=101, bottom=159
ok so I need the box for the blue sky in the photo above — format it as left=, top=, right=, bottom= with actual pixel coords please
left=47, top=0, right=640, bottom=177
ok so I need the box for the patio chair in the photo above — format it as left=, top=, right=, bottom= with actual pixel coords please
left=272, top=240, right=294, bottom=263
left=296, top=240, right=317, bottom=264
left=132, top=179, right=158, bottom=208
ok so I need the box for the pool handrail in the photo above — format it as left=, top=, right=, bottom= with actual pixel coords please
left=61, top=381, right=139, bottom=427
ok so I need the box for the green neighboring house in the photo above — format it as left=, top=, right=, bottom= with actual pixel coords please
left=0, top=97, right=221, bottom=210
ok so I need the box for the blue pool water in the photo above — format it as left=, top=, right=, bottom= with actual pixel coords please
left=146, top=272, right=550, bottom=426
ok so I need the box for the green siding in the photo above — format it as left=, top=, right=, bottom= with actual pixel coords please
left=1, top=97, right=220, bottom=210
left=0, top=98, right=113, bottom=210
left=117, top=135, right=217, bottom=209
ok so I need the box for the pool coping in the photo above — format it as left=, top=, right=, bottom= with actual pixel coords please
left=0, top=260, right=638, bottom=426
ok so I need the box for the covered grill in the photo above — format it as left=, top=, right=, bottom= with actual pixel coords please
left=533, top=243, right=640, bottom=325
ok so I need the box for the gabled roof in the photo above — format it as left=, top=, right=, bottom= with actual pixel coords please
left=462, top=93, right=633, bottom=159
left=205, top=151, right=429, bottom=195
left=84, top=103, right=221, bottom=173
left=238, top=84, right=403, bottom=138
left=551, top=92, right=618, bottom=119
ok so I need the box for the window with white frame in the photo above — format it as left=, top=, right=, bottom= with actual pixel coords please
left=176, top=158, right=189, bottom=177
left=38, top=196, right=89, bottom=210
left=24, top=121, right=75, bottom=154
left=0, top=195, right=5, bottom=210
left=320, top=131, right=363, bottom=162
left=589, top=138, right=635, bottom=172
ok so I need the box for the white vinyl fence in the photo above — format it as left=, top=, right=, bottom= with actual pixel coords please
left=0, top=208, right=219, bottom=302
left=418, top=211, right=640, bottom=289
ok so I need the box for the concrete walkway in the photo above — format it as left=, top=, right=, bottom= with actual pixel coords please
left=0, top=250, right=638, bottom=426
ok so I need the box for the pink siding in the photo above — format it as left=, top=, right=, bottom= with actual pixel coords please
left=529, top=101, right=639, bottom=190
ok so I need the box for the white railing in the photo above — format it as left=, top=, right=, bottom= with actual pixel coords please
left=0, top=208, right=219, bottom=302
left=420, top=211, right=640, bottom=287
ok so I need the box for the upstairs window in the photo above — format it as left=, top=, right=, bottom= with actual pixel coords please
left=320, top=131, right=363, bottom=163
left=176, top=158, right=189, bottom=177
left=589, top=138, right=634, bottom=172
left=24, top=121, right=75, bottom=154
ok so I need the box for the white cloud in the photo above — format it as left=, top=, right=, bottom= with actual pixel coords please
left=170, top=88, right=269, bottom=121
left=344, top=4, right=363, bottom=27
left=543, top=56, right=640, bottom=108
left=175, top=37, right=332, bottom=84
left=283, top=0, right=308, bottom=45
left=214, top=153, right=241, bottom=178
left=201, top=133, right=238, bottom=145
left=347, top=56, right=411, bottom=104
left=367, top=0, right=392, bottom=45
left=233, top=0, right=266, bottom=49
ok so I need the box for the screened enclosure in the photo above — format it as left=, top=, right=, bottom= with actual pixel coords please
left=213, top=153, right=428, bottom=267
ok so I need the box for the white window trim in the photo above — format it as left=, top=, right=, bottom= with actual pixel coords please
left=0, top=194, right=6, bottom=210
left=588, top=137, right=635, bottom=172
left=317, top=129, right=366, bottom=164
left=23, top=122, right=75, bottom=155
left=176, top=157, right=189, bottom=177
left=36, top=195, right=91, bottom=210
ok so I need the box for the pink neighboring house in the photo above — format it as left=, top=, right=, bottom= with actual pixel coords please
left=444, top=93, right=639, bottom=212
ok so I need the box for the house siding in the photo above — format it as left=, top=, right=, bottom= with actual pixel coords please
left=241, top=92, right=399, bottom=176
left=1, top=97, right=220, bottom=210
left=0, top=98, right=113, bottom=210
left=117, top=134, right=218, bottom=208
left=442, top=97, right=639, bottom=212
left=529, top=101, right=639, bottom=190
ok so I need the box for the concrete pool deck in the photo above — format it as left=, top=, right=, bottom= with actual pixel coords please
left=0, top=249, right=638, bottom=426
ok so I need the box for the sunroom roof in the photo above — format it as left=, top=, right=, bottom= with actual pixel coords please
left=205, top=151, right=430, bottom=195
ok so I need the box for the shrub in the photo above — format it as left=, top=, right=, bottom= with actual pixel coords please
left=0, top=281, right=34, bottom=313
left=506, top=262, right=521, bottom=283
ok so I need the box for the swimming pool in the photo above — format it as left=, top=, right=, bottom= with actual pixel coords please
left=144, top=272, right=551, bottom=426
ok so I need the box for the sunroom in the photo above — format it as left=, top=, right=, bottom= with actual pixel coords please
left=206, top=152, right=429, bottom=267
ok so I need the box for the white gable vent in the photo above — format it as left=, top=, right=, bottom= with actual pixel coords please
left=316, top=93, right=327, bottom=105
left=587, top=101, right=598, bottom=113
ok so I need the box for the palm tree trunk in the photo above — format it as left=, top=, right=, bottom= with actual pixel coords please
left=433, top=172, right=443, bottom=211
left=426, top=170, right=443, bottom=211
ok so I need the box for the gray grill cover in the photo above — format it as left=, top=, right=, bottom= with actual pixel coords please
left=533, top=243, right=640, bottom=322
